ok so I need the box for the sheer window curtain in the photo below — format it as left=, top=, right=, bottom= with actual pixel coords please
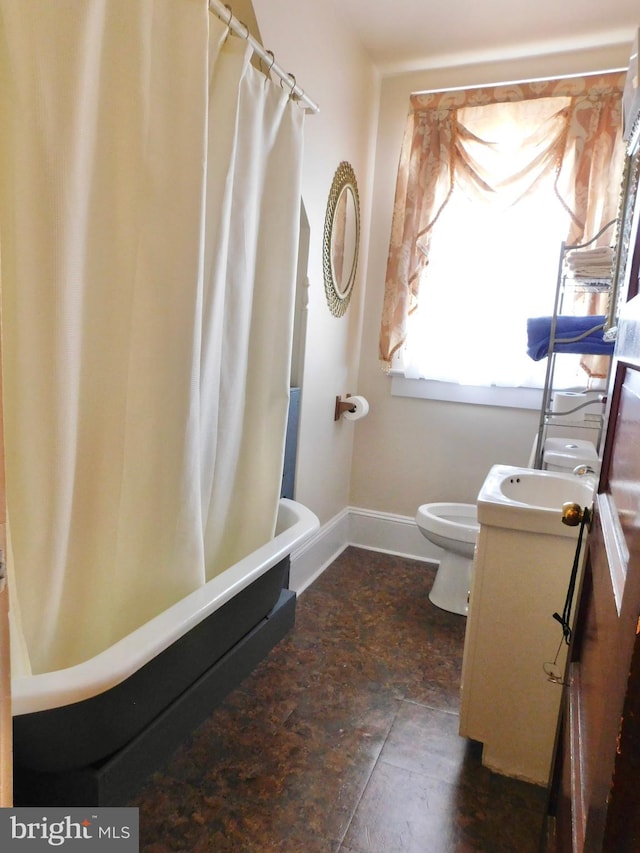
left=379, top=73, right=626, bottom=371
left=0, top=2, right=304, bottom=675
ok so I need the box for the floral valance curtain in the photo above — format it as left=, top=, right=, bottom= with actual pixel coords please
left=379, top=72, right=626, bottom=367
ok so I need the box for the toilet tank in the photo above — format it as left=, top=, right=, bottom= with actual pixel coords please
left=542, top=437, right=600, bottom=474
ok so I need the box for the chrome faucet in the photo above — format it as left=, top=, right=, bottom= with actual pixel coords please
left=572, top=464, right=596, bottom=477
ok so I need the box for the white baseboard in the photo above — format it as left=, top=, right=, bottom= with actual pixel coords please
left=348, top=506, right=441, bottom=562
left=289, top=507, right=350, bottom=594
left=289, top=506, right=441, bottom=595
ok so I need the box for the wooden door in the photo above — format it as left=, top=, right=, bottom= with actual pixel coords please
left=0, top=282, right=11, bottom=806
left=548, top=298, right=640, bottom=850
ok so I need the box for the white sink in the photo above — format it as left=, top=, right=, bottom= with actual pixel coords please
left=477, top=464, right=596, bottom=536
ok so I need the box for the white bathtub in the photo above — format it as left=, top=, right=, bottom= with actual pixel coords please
left=12, top=497, right=319, bottom=804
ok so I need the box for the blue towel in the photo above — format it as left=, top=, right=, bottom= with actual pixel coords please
left=526, top=315, right=615, bottom=361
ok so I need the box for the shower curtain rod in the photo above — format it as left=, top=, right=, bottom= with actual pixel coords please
left=209, top=0, right=320, bottom=114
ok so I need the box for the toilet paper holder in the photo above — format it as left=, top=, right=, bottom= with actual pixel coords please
left=334, top=394, right=356, bottom=420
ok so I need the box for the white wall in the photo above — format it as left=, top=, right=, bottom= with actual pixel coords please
left=244, top=1, right=631, bottom=529
left=349, top=43, right=631, bottom=518
left=249, top=0, right=379, bottom=526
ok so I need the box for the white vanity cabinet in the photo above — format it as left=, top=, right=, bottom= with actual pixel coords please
left=458, top=466, right=590, bottom=786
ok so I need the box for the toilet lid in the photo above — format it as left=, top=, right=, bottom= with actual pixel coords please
left=543, top=438, right=599, bottom=469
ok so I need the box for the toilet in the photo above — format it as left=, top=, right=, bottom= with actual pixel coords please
left=415, top=502, right=480, bottom=616
left=539, top=437, right=600, bottom=475
left=416, top=438, right=599, bottom=617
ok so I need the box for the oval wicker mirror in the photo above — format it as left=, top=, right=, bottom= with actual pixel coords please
left=323, top=162, right=360, bottom=317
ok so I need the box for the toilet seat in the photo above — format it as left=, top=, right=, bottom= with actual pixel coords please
left=416, top=502, right=479, bottom=545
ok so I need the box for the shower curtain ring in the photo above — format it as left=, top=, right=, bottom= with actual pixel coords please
left=223, top=3, right=233, bottom=26
left=282, top=72, right=297, bottom=99
left=264, top=50, right=275, bottom=77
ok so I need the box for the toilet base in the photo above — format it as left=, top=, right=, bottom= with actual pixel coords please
left=429, top=551, right=472, bottom=616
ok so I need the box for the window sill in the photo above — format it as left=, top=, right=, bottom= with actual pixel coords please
left=390, top=373, right=543, bottom=410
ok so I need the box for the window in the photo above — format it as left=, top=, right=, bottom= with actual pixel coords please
left=401, top=98, right=587, bottom=390
left=380, top=73, right=626, bottom=403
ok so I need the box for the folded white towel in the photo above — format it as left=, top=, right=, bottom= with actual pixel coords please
left=565, top=246, right=613, bottom=279
left=566, top=247, right=613, bottom=261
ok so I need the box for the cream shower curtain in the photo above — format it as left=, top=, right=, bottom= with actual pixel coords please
left=0, top=1, right=304, bottom=674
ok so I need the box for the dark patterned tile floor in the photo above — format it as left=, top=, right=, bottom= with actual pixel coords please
left=130, top=547, right=548, bottom=852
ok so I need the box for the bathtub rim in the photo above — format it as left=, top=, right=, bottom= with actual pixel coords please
left=12, top=498, right=319, bottom=717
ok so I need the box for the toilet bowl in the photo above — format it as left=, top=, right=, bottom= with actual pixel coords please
left=415, top=502, right=480, bottom=616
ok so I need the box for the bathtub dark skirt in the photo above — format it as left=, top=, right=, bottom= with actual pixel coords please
left=13, top=555, right=294, bottom=806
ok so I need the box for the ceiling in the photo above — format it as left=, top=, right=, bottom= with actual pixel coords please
left=333, top=0, right=639, bottom=74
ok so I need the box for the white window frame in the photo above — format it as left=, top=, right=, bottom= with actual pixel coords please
left=389, top=370, right=544, bottom=410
